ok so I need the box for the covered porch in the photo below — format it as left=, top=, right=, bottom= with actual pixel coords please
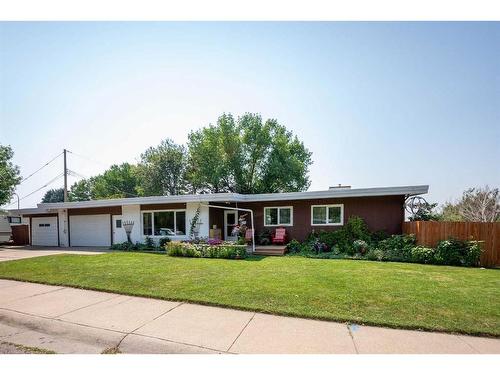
left=206, top=203, right=287, bottom=256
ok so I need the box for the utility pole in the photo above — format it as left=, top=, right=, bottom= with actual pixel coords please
left=63, top=149, right=68, bottom=202
left=12, top=192, right=19, bottom=210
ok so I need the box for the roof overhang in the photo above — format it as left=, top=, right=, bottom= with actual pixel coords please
left=9, top=185, right=429, bottom=214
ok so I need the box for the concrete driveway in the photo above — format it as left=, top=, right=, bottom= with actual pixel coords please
left=0, top=279, right=499, bottom=354
left=0, top=246, right=107, bottom=262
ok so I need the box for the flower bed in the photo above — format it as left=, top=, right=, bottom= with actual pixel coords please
left=166, top=241, right=247, bottom=259
left=285, top=216, right=484, bottom=267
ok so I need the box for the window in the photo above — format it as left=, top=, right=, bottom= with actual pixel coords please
left=264, top=207, right=293, bottom=226
left=38, top=223, right=50, bottom=227
left=142, top=210, right=186, bottom=236
left=311, top=204, right=344, bottom=226
left=116, top=219, right=122, bottom=228
left=143, top=213, right=152, bottom=235
left=8, top=217, right=21, bottom=224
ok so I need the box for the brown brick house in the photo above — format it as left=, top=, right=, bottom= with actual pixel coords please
left=10, top=185, right=428, bottom=248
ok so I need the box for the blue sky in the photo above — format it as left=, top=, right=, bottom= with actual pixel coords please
left=1, top=22, right=499, bottom=209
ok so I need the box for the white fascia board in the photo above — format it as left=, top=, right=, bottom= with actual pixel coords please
left=26, top=185, right=428, bottom=211
left=38, top=193, right=242, bottom=210
left=241, top=185, right=429, bottom=202
left=8, top=207, right=54, bottom=216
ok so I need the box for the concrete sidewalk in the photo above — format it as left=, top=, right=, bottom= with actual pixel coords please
left=0, top=279, right=499, bottom=354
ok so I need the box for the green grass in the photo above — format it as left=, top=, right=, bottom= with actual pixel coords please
left=0, top=253, right=498, bottom=336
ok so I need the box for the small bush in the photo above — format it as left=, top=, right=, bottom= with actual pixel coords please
left=352, top=239, right=369, bottom=255
left=434, top=238, right=483, bottom=267
left=143, top=236, right=155, bottom=249
left=411, top=246, right=435, bottom=264
left=377, top=234, right=416, bottom=261
left=159, top=237, right=171, bottom=248
left=366, top=248, right=385, bottom=261
left=463, top=241, right=483, bottom=267
left=258, top=229, right=273, bottom=245
left=110, top=241, right=136, bottom=251
left=312, top=240, right=329, bottom=253
left=286, top=239, right=302, bottom=253
left=371, top=230, right=389, bottom=243
left=345, top=216, right=371, bottom=243
left=434, top=239, right=464, bottom=265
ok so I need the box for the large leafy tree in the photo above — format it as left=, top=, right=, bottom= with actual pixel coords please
left=186, top=113, right=312, bottom=194
left=137, top=139, right=187, bottom=196
left=92, top=163, right=140, bottom=199
left=41, top=188, right=64, bottom=203
left=0, top=145, right=21, bottom=206
left=68, top=163, right=139, bottom=201
left=187, top=115, right=237, bottom=193
left=69, top=179, right=93, bottom=201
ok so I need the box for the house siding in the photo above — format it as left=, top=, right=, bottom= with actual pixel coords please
left=68, top=206, right=122, bottom=216
left=238, top=195, right=405, bottom=242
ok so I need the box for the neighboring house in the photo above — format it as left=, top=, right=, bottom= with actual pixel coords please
left=8, top=185, right=428, bottom=247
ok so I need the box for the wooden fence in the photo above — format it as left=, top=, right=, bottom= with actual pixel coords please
left=403, top=221, right=500, bottom=267
left=11, top=224, right=29, bottom=245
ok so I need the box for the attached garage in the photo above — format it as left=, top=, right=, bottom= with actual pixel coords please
left=69, top=214, right=111, bottom=247
left=32, top=216, right=58, bottom=246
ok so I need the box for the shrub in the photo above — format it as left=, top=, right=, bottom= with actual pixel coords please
left=371, top=230, right=389, bottom=243
left=345, top=216, right=371, bottom=243
left=352, top=239, right=369, bottom=255
left=258, top=229, right=272, bottom=245
left=366, top=248, right=385, bottom=261
left=411, top=246, right=435, bottom=264
left=159, top=237, right=171, bottom=248
left=167, top=242, right=246, bottom=259
left=167, top=241, right=201, bottom=257
left=312, top=240, right=329, bottom=253
left=434, top=238, right=483, bottom=266
left=143, top=236, right=155, bottom=249
left=306, top=216, right=372, bottom=255
left=286, top=239, right=302, bottom=253
left=110, top=241, right=136, bottom=251
left=377, top=234, right=416, bottom=261
left=463, top=241, right=483, bottom=267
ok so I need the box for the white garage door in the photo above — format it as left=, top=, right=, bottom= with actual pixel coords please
left=70, top=214, right=111, bottom=247
left=32, top=217, right=58, bottom=246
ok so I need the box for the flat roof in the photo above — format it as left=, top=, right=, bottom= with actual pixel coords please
left=8, top=185, right=428, bottom=215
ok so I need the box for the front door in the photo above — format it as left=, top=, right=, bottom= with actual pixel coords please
left=112, top=215, right=127, bottom=244
left=224, top=210, right=238, bottom=241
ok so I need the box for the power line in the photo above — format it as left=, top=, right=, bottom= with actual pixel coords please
left=67, top=167, right=140, bottom=198
left=20, top=152, right=63, bottom=184
left=17, top=173, right=64, bottom=202
left=66, top=149, right=110, bottom=168
left=66, top=150, right=141, bottom=198
left=67, top=169, right=87, bottom=180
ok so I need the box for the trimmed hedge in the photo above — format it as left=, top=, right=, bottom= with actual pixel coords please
left=166, top=241, right=247, bottom=259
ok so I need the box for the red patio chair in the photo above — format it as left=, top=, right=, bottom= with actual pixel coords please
left=272, top=228, right=287, bottom=245
left=245, top=229, right=254, bottom=244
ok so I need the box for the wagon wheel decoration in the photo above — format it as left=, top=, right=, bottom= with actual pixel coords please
left=404, top=196, right=428, bottom=215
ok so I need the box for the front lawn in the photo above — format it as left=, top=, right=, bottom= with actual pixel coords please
left=0, top=253, right=498, bottom=336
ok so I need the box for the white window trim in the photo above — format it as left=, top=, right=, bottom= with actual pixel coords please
left=263, top=206, right=293, bottom=227
left=310, top=204, right=344, bottom=226
left=141, top=209, right=187, bottom=238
